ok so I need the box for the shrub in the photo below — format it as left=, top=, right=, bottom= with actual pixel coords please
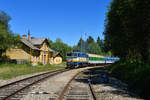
left=107, top=60, right=150, bottom=99
left=25, top=61, right=32, bottom=67
left=38, top=62, right=43, bottom=66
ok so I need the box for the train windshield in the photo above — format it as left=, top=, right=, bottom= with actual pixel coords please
left=67, top=52, right=78, bottom=57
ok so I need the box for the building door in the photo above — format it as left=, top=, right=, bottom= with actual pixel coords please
left=44, top=55, right=46, bottom=64
left=42, top=55, right=45, bottom=64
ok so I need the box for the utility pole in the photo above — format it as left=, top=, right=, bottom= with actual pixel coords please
left=80, top=33, right=87, bottom=53
left=84, top=33, right=87, bottom=53
left=81, top=34, right=82, bottom=52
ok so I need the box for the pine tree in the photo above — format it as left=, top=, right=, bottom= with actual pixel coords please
left=103, top=0, right=150, bottom=63
left=97, top=36, right=102, bottom=47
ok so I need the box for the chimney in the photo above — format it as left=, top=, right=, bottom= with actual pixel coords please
left=22, top=34, right=26, bottom=39
left=28, top=29, right=31, bottom=41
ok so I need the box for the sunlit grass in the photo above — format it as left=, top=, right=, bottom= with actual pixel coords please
left=0, top=63, right=66, bottom=80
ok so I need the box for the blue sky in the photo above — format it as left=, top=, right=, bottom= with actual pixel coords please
left=0, top=0, right=111, bottom=46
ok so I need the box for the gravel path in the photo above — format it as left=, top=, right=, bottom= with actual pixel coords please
left=21, top=67, right=93, bottom=100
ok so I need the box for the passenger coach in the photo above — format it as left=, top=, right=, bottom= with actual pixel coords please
left=66, top=52, right=119, bottom=68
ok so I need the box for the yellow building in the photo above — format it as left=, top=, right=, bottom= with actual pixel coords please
left=4, top=32, right=62, bottom=65
left=52, top=52, right=63, bottom=64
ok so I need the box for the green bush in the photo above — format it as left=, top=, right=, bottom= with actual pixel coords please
left=25, top=61, right=32, bottom=67
left=38, top=62, right=43, bottom=66
left=107, top=60, right=150, bottom=99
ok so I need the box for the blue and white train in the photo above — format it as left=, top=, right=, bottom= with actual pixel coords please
left=66, top=52, right=119, bottom=68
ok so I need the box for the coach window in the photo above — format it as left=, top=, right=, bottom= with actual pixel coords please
left=78, top=53, right=80, bottom=57
left=78, top=53, right=81, bottom=57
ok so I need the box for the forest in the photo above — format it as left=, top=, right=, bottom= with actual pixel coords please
left=104, top=0, right=150, bottom=99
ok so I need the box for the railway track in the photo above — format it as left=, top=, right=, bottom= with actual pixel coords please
left=59, top=69, right=98, bottom=100
left=0, top=69, right=69, bottom=100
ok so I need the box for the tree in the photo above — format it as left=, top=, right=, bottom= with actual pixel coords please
left=0, top=10, right=20, bottom=59
left=134, top=0, right=150, bottom=63
left=55, top=38, right=62, bottom=43
left=77, top=38, right=85, bottom=52
left=48, top=38, right=53, bottom=46
left=103, top=0, right=150, bottom=63
left=51, top=38, right=72, bottom=60
left=87, top=42, right=102, bottom=54
left=0, top=10, right=11, bottom=31
left=86, top=36, right=94, bottom=44
left=97, top=36, right=103, bottom=48
left=73, top=36, right=107, bottom=55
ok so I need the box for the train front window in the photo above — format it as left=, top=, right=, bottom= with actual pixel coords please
left=67, top=53, right=72, bottom=57
left=72, top=53, right=77, bottom=57
left=67, top=53, right=77, bottom=57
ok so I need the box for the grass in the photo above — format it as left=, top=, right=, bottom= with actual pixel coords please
left=52, top=61, right=66, bottom=66
left=0, top=62, right=66, bottom=80
left=107, top=60, right=150, bottom=99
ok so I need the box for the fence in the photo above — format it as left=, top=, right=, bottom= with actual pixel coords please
left=0, top=59, right=28, bottom=64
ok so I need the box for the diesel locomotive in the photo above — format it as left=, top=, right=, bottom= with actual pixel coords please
left=66, top=52, right=119, bottom=68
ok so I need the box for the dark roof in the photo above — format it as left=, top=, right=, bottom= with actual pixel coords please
left=48, top=48, right=54, bottom=52
left=21, top=38, right=56, bottom=54
left=31, top=38, right=46, bottom=45
left=21, top=39, right=41, bottom=51
left=53, top=52, right=62, bottom=57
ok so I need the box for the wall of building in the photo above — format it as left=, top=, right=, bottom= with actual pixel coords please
left=5, top=48, right=30, bottom=60
left=49, top=57, right=54, bottom=64
left=54, top=56, right=62, bottom=64
left=40, top=42, right=52, bottom=64
left=30, top=50, right=40, bottom=65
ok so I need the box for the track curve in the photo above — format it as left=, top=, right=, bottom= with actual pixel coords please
left=0, top=69, right=70, bottom=100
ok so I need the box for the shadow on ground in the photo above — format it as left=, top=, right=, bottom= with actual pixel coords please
left=75, top=67, right=143, bottom=99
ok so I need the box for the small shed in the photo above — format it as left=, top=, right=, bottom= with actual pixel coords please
left=53, top=52, right=63, bottom=64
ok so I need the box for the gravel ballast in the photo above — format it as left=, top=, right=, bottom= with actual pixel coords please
left=21, top=67, right=92, bottom=100
left=90, top=67, right=144, bottom=100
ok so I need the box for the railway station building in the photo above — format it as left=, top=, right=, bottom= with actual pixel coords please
left=3, top=32, right=62, bottom=65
